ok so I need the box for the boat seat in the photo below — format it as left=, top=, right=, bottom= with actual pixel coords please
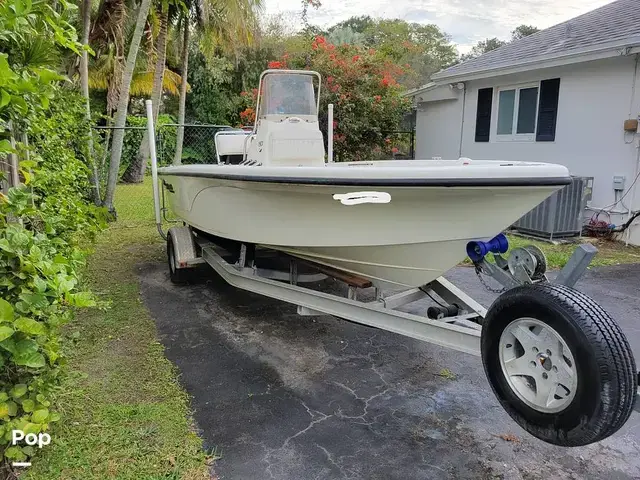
left=215, top=130, right=251, bottom=164
left=265, top=119, right=325, bottom=166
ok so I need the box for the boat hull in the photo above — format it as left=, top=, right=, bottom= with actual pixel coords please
left=159, top=169, right=565, bottom=288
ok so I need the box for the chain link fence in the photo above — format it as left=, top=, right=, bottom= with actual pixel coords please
left=157, top=124, right=232, bottom=165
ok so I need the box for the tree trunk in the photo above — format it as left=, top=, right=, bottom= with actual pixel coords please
left=174, top=21, right=190, bottom=165
left=80, top=0, right=101, bottom=204
left=121, top=5, right=168, bottom=183
left=103, top=0, right=153, bottom=212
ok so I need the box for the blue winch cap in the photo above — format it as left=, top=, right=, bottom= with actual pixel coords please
left=466, top=234, right=509, bottom=262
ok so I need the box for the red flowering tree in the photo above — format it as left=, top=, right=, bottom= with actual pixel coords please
left=239, top=35, right=411, bottom=161
left=238, top=88, right=259, bottom=125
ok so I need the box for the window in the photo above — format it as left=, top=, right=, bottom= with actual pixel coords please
left=259, top=73, right=317, bottom=116
left=473, top=78, right=560, bottom=143
left=496, top=85, right=539, bottom=141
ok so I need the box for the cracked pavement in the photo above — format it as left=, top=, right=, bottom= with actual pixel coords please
left=137, top=261, right=640, bottom=480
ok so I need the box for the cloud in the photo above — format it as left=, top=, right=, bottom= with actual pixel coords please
left=263, top=0, right=615, bottom=52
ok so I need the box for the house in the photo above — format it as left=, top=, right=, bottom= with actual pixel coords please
left=405, top=0, right=640, bottom=245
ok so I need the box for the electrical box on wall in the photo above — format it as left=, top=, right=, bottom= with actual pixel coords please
left=623, top=119, right=639, bottom=132
left=613, top=175, right=625, bottom=191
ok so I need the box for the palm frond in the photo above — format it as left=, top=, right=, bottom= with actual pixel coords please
left=197, top=0, right=264, bottom=54
left=88, top=47, right=116, bottom=90
left=164, top=68, right=190, bottom=94
left=11, top=36, right=61, bottom=68
left=128, top=68, right=189, bottom=96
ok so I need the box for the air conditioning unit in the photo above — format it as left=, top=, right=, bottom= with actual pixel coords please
left=511, top=176, right=594, bottom=240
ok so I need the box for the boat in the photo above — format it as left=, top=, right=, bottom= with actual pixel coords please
left=158, top=69, right=571, bottom=289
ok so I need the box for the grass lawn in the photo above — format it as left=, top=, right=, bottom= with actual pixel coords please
left=461, top=233, right=640, bottom=269
left=24, top=179, right=210, bottom=480
left=503, top=233, right=640, bottom=269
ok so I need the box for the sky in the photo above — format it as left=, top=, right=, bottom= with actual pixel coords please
left=263, top=0, right=615, bottom=53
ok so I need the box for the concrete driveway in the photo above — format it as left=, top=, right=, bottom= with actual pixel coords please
left=138, top=261, right=640, bottom=480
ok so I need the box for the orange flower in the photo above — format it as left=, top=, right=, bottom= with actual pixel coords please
left=352, top=55, right=360, bottom=62
left=384, top=137, right=391, bottom=144
left=316, top=35, right=326, bottom=44
left=268, top=60, right=283, bottom=69
left=239, top=107, right=256, bottom=124
left=391, top=147, right=399, bottom=154
left=327, top=76, right=334, bottom=83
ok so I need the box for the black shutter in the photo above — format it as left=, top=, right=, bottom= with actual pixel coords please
left=536, top=78, right=560, bottom=142
left=474, top=88, right=493, bottom=142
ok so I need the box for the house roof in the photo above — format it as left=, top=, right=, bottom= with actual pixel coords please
left=403, top=82, right=436, bottom=97
left=432, top=0, right=640, bottom=82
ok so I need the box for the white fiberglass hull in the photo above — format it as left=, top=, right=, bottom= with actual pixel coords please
left=158, top=160, right=570, bottom=289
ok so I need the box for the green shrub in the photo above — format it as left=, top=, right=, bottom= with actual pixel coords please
left=0, top=0, right=105, bottom=466
left=28, top=90, right=106, bottom=242
left=0, top=89, right=105, bottom=464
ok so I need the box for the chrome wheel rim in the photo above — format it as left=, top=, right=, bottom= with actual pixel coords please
left=499, top=318, right=577, bottom=413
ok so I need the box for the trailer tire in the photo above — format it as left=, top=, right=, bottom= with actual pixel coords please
left=167, top=235, right=194, bottom=284
left=481, top=283, right=637, bottom=446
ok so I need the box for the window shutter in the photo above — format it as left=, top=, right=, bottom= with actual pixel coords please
left=475, top=88, right=493, bottom=142
left=536, top=78, right=560, bottom=142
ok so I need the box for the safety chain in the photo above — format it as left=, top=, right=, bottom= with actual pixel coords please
left=474, top=264, right=507, bottom=294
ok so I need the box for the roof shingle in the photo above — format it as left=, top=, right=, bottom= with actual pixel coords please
left=432, top=0, right=640, bottom=81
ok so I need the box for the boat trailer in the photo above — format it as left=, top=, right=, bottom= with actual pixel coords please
left=147, top=101, right=638, bottom=448
left=165, top=225, right=639, bottom=446
left=169, top=228, right=590, bottom=359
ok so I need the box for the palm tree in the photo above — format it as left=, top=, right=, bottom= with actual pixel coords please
left=174, top=13, right=190, bottom=165
left=89, top=0, right=129, bottom=117
left=103, top=0, right=154, bottom=211
left=79, top=0, right=101, bottom=205
left=86, top=0, right=162, bottom=115
left=121, top=0, right=171, bottom=183
left=173, top=0, right=263, bottom=165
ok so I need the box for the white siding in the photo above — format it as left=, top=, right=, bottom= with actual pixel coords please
left=415, top=55, right=640, bottom=244
left=415, top=99, right=463, bottom=160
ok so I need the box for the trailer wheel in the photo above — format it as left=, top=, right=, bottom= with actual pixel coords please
left=481, top=283, right=637, bottom=446
left=167, top=234, right=194, bottom=284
